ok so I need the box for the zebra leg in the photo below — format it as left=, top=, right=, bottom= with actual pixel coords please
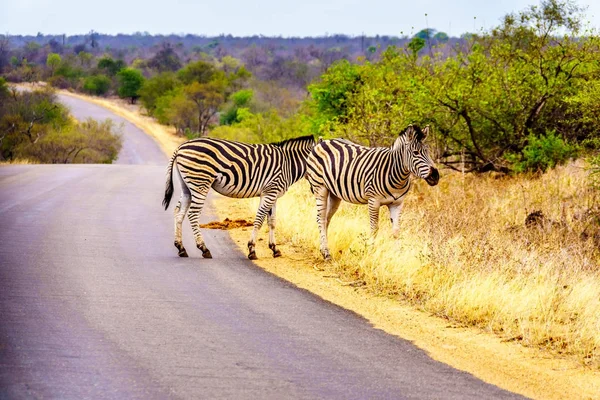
left=315, top=187, right=332, bottom=260
left=325, top=193, right=342, bottom=230
left=388, top=201, right=404, bottom=239
left=368, top=198, right=381, bottom=238
left=266, top=203, right=282, bottom=258
left=248, top=194, right=277, bottom=260
left=174, top=193, right=191, bottom=257
left=187, top=184, right=213, bottom=259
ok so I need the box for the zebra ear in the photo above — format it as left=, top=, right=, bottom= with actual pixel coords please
left=403, top=124, right=418, bottom=142
left=421, top=125, right=430, bottom=140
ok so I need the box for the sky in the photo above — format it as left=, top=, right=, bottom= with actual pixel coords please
left=1, top=0, right=599, bottom=37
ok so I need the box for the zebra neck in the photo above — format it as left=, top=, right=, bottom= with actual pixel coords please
left=283, top=147, right=308, bottom=183
left=388, top=150, right=410, bottom=188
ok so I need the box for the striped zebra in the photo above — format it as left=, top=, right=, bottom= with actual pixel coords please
left=163, top=135, right=315, bottom=259
left=306, top=125, right=439, bottom=260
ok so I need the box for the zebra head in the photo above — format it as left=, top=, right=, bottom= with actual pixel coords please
left=393, top=124, right=439, bottom=186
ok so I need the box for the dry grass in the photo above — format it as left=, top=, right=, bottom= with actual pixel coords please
left=231, top=163, right=600, bottom=367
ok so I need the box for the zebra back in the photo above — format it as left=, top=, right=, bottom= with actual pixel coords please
left=174, top=135, right=314, bottom=199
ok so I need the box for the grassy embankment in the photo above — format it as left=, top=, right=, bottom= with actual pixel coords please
left=60, top=91, right=600, bottom=399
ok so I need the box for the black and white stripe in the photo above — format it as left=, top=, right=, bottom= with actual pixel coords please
left=163, top=135, right=315, bottom=259
left=306, top=125, right=439, bottom=260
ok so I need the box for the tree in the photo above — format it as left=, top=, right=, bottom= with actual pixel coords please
left=117, top=68, right=145, bottom=104
left=77, top=51, right=93, bottom=68
left=220, top=89, right=253, bottom=125
left=309, top=1, right=600, bottom=172
left=147, top=43, right=182, bottom=72
left=177, top=60, right=218, bottom=84
left=433, top=32, right=449, bottom=43
left=46, top=53, right=61, bottom=76
left=139, top=72, right=179, bottom=113
left=308, top=59, right=362, bottom=132
left=97, top=56, right=125, bottom=76
left=414, top=28, right=435, bottom=41
left=83, top=75, right=111, bottom=96
left=184, top=81, right=225, bottom=135
left=164, top=92, right=196, bottom=134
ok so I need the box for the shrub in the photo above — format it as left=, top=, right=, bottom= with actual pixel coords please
left=47, top=75, right=72, bottom=89
left=82, top=75, right=111, bottom=96
left=508, top=131, right=577, bottom=173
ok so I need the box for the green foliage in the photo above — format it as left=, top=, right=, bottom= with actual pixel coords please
left=117, top=68, right=145, bottom=103
left=20, top=119, right=122, bottom=164
left=54, top=56, right=84, bottom=81
left=306, top=0, right=600, bottom=172
left=220, top=89, right=254, bottom=125
left=82, top=75, right=111, bottom=96
left=139, top=72, right=179, bottom=113
left=177, top=60, right=219, bottom=84
left=211, top=110, right=309, bottom=144
left=184, top=81, right=225, bottom=135
left=0, top=77, right=8, bottom=98
left=231, top=89, right=253, bottom=106
left=308, top=60, right=361, bottom=132
left=97, top=56, right=125, bottom=76
left=433, top=32, right=449, bottom=43
left=507, top=131, right=577, bottom=173
left=407, top=37, right=425, bottom=56
left=161, top=90, right=196, bottom=133
left=414, top=28, right=434, bottom=40
left=0, top=89, right=120, bottom=163
left=46, top=53, right=61, bottom=76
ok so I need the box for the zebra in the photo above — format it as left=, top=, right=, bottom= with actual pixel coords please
left=305, top=124, right=439, bottom=260
left=163, top=135, right=315, bottom=260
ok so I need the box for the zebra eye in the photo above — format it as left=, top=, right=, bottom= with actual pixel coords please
left=412, top=150, right=420, bottom=156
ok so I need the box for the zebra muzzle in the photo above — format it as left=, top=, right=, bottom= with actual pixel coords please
left=425, top=168, right=440, bottom=186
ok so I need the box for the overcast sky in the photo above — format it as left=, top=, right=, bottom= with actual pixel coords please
left=2, top=0, right=599, bottom=37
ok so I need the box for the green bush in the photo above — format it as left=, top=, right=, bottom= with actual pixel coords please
left=508, top=131, right=577, bottom=173
left=82, top=75, right=111, bottom=96
left=117, top=68, right=145, bottom=103
left=220, top=89, right=254, bottom=125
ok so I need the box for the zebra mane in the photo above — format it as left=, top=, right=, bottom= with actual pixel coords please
left=399, top=124, right=426, bottom=142
left=270, top=134, right=315, bottom=147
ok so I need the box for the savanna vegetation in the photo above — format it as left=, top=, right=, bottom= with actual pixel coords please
left=3, top=0, right=600, bottom=369
left=0, top=78, right=122, bottom=163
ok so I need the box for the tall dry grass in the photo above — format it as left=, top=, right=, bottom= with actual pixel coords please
left=243, top=162, right=600, bottom=367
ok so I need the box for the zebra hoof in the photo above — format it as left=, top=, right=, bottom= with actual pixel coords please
left=202, top=249, right=213, bottom=259
left=248, top=251, right=258, bottom=260
left=272, top=249, right=282, bottom=258
left=178, top=249, right=189, bottom=257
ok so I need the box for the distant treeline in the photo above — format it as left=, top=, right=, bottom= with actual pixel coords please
left=0, top=30, right=456, bottom=80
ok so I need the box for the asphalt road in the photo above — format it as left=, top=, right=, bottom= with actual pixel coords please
left=0, top=95, right=523, bottom=399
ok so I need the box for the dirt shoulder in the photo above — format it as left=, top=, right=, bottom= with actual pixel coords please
left=64, top=91, right=600, bottom=400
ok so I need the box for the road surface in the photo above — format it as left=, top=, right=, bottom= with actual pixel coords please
left=0, top=95, right=523, bottom=399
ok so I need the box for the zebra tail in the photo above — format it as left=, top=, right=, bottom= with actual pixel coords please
left=163, top=152, right=177, bottom=210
